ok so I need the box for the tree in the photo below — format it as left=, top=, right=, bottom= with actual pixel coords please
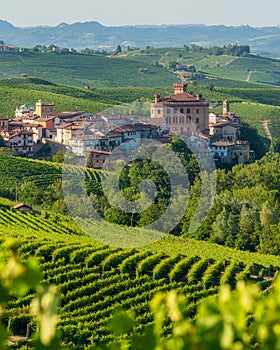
left=260, top=201, right=279, bottom=227
left=86, top=152, right=94, bottom=168
left=236, top=205, right=259, bottom=251
left=18, top=181, right=44, bottom=206
left=52, top=151, right=65, bottom=163
left=0, top=135, right=4, bottom=147
left=115, top=45, right=122, bottom=55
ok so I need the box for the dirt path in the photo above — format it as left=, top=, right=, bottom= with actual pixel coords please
left=262, top=120, right=273, bottom=140
left=246, top=70, right=256, bottom=82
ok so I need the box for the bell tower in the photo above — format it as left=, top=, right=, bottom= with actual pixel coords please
left=223, top=100, right=230, bottom=115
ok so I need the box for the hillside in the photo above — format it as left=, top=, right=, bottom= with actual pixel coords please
left=1, top=199, right=278, bottom=348
left=0, top=51, right=175, bottom=88
left=123, top=47, right=280, bottom=87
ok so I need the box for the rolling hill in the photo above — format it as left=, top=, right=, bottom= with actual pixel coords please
left=1, top=20, right=280, bottom=56
left=0, top=51, right=175, bottom=88
left=122, top=47, right=280, bottom=87
left=1, top=197, right=278, bottom=348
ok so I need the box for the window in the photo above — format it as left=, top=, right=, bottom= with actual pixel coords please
left=196, top=117, right=199, bottom=124
left=167, top=108, right=170, bottom=114
left=187, top=108, right=190, bottom=114
left=180, top=108, right=184, bottom=114
left=157, top=109, right=161, bottom=114
left=196, top=108, right=199, bottom=113
left=174, top=108, right=177, bottom=114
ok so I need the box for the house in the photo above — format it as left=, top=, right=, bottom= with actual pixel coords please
left=150, top=83, right=209, bottom=135
left=54, top=111, right=88, bottom=125
left=110, top=123, right=159, bottom=152
left=209, top=140, right=250, bottom=164
left=13, top=203, right=32, bottom=212
left=209, top=141, right=234, bottom=163
left=9, top=121, right=43, bottom=143
left=56, top=122, right=84, bottom=146
left=87, top=149, right=124, bottom=169
left=232, top=141, right=250, bottom=164
left=69, top=122, right=159, bottom=156
left=209, top=121, right=240, bottom=142
left=70, top=134, right=102, bottom=156
left=87, top=150, right=112, bottom=168
left=1, top=129, right=34, bottom=157
left=15, top=104, right=35, bottom=117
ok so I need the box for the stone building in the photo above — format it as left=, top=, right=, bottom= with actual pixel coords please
left=150, top=83, right=209, bottom=134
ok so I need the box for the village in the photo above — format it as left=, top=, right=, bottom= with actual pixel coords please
left=0, top=83, right=251, bottom=167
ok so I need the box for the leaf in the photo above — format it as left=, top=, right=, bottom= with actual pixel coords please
left=109, top=311, right=135, bottom=336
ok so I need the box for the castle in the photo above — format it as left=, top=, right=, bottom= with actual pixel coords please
left=150, top=83, right=209, bottom=134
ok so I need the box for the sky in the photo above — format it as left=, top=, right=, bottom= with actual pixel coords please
left=2, top=0, right=280, bottom=27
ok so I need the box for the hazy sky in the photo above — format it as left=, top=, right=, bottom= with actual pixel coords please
left=2, top=0, right=280, bottom=27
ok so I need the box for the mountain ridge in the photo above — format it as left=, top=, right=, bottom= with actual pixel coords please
left=1, top=20, right=280, bottom=55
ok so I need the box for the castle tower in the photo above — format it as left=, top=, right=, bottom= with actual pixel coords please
left=223, top=100, right=230, bottom=115
left=173, top=83, right=187, bottom=95
left=154, top=94, right=160, bottom=103
left=35, top=100, right=55, bottom=117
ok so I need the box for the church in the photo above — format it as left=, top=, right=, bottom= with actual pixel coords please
left=150, top=83, right=209, bottom=135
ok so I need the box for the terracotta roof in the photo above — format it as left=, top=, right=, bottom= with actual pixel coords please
left=36, top=116, right=57, bottom=122
left=162, top=92, right=200, bottom=102
left=112, top=123, right=158, bottom=133
left=55, top=111, right=85, bottom=118
left=210, top=141, right=235, bottom=147
left=212, top=121, right=240, bottom=128
left=89, top=150, right=112, bottom=155
left=13, top=203, right=32, bottom=210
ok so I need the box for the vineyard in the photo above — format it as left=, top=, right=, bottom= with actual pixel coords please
left=0, top=199, right=279, bottom=348
left=0, top=51, right=175, bottom=88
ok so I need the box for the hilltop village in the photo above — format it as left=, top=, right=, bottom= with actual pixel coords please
left=0, top=83, right=251, bottom=167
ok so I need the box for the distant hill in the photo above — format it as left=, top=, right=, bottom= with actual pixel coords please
left=0, top=51, right=175, bottom=88
left=1, top=20, right=280, bottom=56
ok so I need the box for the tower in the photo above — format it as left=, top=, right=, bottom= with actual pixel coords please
left=35, top=100, right=55, bottom=117
left=173, top=83, right=187, bottom=95
left=223, top=100, right=230, bottom=115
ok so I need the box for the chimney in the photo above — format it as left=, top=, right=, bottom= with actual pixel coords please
left=173, top=83, right=187, bottom=95
left=196, top=94, right=202, bottom=100
left=154, top=94, right=160, bottom=103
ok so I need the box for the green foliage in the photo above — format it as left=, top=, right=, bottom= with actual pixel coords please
left=0, top=205, right=279, bottom=348
left=0, top=239, right=59, bottom=349
left=51, top=151, right=65, bottom=163
left=99, top=275, right=280, bottom=349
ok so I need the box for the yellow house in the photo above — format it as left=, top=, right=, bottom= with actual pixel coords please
left=232, top=141, right=250, bottom=164
left=209, top=121, right=240, bottom=142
